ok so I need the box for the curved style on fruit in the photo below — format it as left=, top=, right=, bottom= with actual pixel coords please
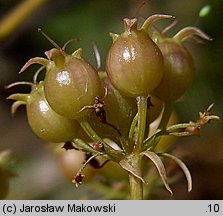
left=19, top=45, right=102, bottom=120
left=106, top=15, right=172, bottom=98
left=152, top=26, right=211, bottom=102
left=7, top=81, right=79, bottom=143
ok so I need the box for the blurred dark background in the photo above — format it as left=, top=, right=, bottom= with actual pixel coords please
left=0, top=0, right=222, bottom=199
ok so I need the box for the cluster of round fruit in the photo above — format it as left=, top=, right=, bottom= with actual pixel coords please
left=6, top=14, right=211, bottom=186
left=7, top=14, right=210, bottom=144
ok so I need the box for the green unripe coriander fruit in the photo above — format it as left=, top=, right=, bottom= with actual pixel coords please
left=106, top=17, right=164, bottom=98
left=8, top=81, right=80, bottom=143
left=152, top=27, right=211, bottom=102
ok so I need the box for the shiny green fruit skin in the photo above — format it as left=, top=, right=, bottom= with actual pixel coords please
left=44, top=53, right=102, bottom=120
left=27, top=82, right=79, bottom=143
left=106, top=20, right=164, bottom=98
left=103, top=78, right=163, bottom=136
left=89, top=74, right=163, bottom=139
left=153, top=41, right=195, bottom=102
left=103, top=77, right=137, bottom=137
left=88, top=75, right=137, bottom=139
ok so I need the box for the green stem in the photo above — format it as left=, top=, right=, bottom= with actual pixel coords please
left=128, top=96, right=147, bottom=200
left=135, top=96, right=147, bottom=153
left=79, top=120, right=123, bottom=162
left=129, top=155, right=143, bottom=199
left=143, top=130, right=165, bottom=150
left=167, top=122, right=198, bottom=132
left=73, top=138, right=102, bottom=155
left=76, top=153, right=101, bottom=176
left=128, top=112, right=138, bottom=148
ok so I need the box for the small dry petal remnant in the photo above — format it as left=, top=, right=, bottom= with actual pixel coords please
left=92, top=141, right=104, bottom=151
left=186, top=104, right=219, bottom=136
left=72, top=173, right=85, bottom=187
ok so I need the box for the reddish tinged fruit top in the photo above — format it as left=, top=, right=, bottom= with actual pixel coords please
left=44, top=48, right=102, bottom=120
left=19, top=37, right=102, bottom=120
left=152, top=26, right=211, bottom=102
left=106, top=15, right=172, bottom=98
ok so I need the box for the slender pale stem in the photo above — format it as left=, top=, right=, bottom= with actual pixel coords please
left=143, top=130, right=164, bottom=150
left=135, top=96, right=148, bottom=153
left=128, top=113, right=138, bottom=147
left=128, top=96, right=147, bottom=200
left=76, top=153, right=101, bottom=176
left=129, top=155, right=143, bottom=200
left=73, top=138, right=101, bottom=155
left=79, top=120, right=123, bottom=162
left=167, top=122, right=198, bottom=132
